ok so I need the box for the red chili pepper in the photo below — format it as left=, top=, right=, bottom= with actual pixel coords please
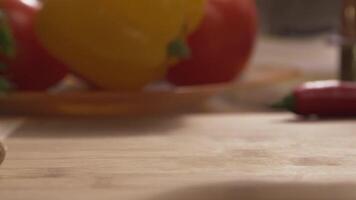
left=274, top=80, right=356, bottom=116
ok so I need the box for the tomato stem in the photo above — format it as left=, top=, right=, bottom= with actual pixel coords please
left=0, top=10, right=15, bottom=58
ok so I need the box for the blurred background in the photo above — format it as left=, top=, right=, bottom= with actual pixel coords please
left=231, top=0, right=344, bottom=107
left=253, top=0, right=341, bottom=75
left=257, top=0, right=341, bottom=35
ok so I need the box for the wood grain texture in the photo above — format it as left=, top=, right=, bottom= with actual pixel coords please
left=1, top=113, right=356, bottom=200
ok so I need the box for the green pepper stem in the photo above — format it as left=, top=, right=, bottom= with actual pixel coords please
left=168, top=38, right=191, bottom=59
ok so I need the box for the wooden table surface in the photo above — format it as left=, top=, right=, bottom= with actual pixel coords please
left=1, top=36, right=355, bottom=200
left=1, top=112, right=356, bottom=200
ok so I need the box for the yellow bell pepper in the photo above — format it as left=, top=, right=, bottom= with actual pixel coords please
left=36, top=0, right=204, bottom=90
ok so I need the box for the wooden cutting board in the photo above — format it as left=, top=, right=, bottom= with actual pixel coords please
left=1, top=113, right=356, bottom=200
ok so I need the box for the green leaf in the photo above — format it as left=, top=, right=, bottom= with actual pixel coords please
left=0, top=10, right=15, bottom=58
left=0, top=77, right=12, bottom=92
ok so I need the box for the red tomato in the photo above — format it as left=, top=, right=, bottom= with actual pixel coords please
left=167, top=0, right=257, bottom=85
left=0, top=0, right=67, bottom=91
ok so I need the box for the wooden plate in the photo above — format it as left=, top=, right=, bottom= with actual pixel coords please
left=0, top=66, right=301, bottom=117
left=0, top=84, right=228, bottom=117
